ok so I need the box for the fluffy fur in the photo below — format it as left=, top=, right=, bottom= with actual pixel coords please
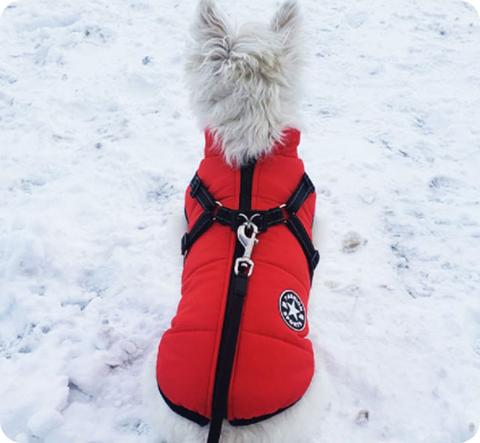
left=186, top=0, right=303, bottom=166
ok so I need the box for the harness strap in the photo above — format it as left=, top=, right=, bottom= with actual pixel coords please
left=215, top=206, right=243, bottom=229
left=190, top=173, right=217, bottom=212
left=286, top=214, right=320, bottom=278
left=257, top=207, right=288, bottom=231
left=215, top=206, right=287, bottom=233
left=183, top=173, right=320, bottom=274
left=286, top=174, right=315, bottom=213
left=181, top=211, right=215, bottom=256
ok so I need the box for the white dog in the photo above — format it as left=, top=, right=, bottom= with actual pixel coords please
left=186, top=0, right=303, bottom=167
left=142, top=1, right=330, bottom=442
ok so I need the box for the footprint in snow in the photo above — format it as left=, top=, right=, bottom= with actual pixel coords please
left=146, top=176, right=176, bottom=204
left=429, top=175, right=462, bottom=192
left=342, top=231, right=367, bottom=254
left=355, top=410, right=370, bottom=425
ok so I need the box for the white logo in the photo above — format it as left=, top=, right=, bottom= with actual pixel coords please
left=279, top=290, right=306, bottom=332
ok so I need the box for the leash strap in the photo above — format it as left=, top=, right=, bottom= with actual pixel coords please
left=206, top=272, right=249, bottom=443
left=182, top=173, right=320, bottom=275
left=206, top=416, right=223, bottom=443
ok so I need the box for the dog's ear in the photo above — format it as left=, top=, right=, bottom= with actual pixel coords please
left=271, top=0, right=300, bottom=39
left=194, top=0, right=231, bottom=57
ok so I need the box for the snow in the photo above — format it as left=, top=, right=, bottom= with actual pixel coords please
left=0, top=0, right=479, bottom=442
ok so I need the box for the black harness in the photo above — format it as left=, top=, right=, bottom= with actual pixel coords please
left=182, top=172, right=320, bottom=278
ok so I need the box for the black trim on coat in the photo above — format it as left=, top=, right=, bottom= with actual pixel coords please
left=158, top=385, right=210, bottom=427
left=229, top=401, right=297, bottom=426
left=158, top=384, right=298, bottom=428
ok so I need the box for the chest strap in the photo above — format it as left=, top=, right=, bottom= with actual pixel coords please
left=182, top=173, right=320, bottom=277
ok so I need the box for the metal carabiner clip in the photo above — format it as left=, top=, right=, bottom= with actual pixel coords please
left=234, top=215, right=260, bottom=277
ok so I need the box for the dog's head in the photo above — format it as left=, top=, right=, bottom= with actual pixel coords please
left=186, top=0, right=303, bottom=166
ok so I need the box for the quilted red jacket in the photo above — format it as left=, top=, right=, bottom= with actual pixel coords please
left=156, top=129, right=318, bottom=442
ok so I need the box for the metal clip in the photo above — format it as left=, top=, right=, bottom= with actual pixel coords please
left=234, top=215, right=260, bottom=277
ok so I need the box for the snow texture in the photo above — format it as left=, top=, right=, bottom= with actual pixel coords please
left=1, top=0, right=480, bottom=442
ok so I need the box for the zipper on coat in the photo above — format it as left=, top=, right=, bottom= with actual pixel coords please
left=207, top=162, right=256, bottom=443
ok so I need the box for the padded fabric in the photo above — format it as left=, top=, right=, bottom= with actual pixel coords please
left=156, top=129, right=316, bottom=423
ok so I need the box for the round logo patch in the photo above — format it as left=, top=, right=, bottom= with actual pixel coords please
left=279, top=290, right=306, bottom=331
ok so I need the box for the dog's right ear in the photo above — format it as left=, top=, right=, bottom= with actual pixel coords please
left=193, top=0, right=231, bottom=59
left=271, top=1, right=301, bottom=40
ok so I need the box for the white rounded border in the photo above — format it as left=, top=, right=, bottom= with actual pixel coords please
left=0, top=426, right=14, bottom=443
left=466, top=0, right=480, bottom=16
left=0, top=0, right=14, bottom=17
left=465, top=428, right=480, bottom=443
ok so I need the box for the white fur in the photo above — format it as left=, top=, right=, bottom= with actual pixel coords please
left=142, top=348, right=331, bottom=443
left=186, top=0, right=304, bottom=166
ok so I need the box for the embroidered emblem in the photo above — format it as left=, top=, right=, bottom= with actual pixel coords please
left=279, top=290, right=306, bottom=331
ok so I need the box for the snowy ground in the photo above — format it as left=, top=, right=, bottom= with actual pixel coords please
left=1, top=0, right=480, bottom=442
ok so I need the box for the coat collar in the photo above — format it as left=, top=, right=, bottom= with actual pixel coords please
left=204, top=128, right=301, bottom=161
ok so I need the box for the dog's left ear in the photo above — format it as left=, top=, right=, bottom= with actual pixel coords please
left=271, top=0, right=301, bottom=40
left=193, top=0, right=231, bottom=60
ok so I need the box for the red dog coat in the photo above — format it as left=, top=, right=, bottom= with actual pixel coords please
left=156, top=129, right=319, bottom=442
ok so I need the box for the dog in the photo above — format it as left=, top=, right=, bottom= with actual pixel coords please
left=142, top=1, right=329, bottom=442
